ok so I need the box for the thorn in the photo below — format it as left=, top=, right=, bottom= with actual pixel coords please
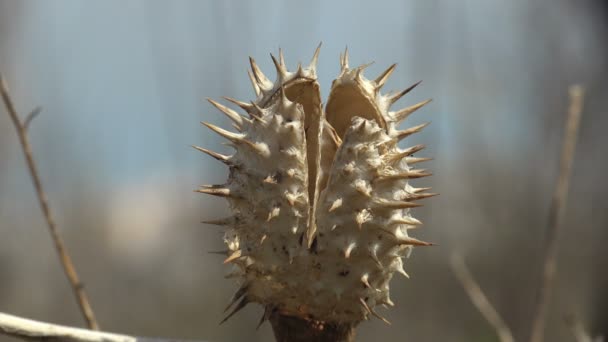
left=412, top=186, right=432, bottom=193
left=195, top=187, right=232, bottom=198
left=270, top=53, right=286, bottom=79
left=405, top=156, right=433, bottom=165
left=388, top=80, right=422, bottom=106
left=247, top=70, right=261, bottom=96
left=376, top=169, right=432, bottom=181
left=374, top=64, right=397, bottom=90
left=285, top=192, right=298, bottom=206
left=223, top=250, right=243, bottom=264
left=23, top=106, right=43, bottom=130
left=224, top=284, right=248, bottom=313
left=398, top=236, right=434, bottom=246
left=202, top=122, right=269, bottom=156
left=393, top=99, right=432, bottom=122
left=343, top=46, right=349, bottom=69
left=202, top=122, right=244, bottom=143
left=192, top=145, right=231, bottom=163
left=406, top=192, right=439, bottom=201
left=263, top=175, right=278, bottom=184
left=223, top=96, right=254, bottom=112
left=220, top=296, right=249, bottom=325
left=359, top=297, right=373, bottom=318
left=355, top=62, right=375, bottom=78
left=309, top=42, right=322, bottom=71
left=202, top=217, right=235, bottom=226
left=279, top=48, right=286, bottom=67
left=390, top=216, right=422, bottom=226
left=267, top=207, right=280, bottom=222
left=256, top=306, right=272, bottom=330
left=328, top=198, right=343, bottom=212
left=370, top=307, right=391, bottom=325
left=355, top=209, right=371, bottom=229
left=395, top=122, right=430, bottom=141
left=207, top=98, right=246, bottom=128
left=385, top=144, right=426, bottom=164
left=248, top=101, right=266, bottom=122
left=295, top=62, right=303, bottom=77
left=344, top=242, right=356, bottom=258
left=373, top=198, right=423, bottom=209
left=395, top=261, right=410, bottom=278
left=249, top=56, right=271, bottom=86
left=361, top=274, right=371, bottom=288
left=369, top=246, right=382, bottom=266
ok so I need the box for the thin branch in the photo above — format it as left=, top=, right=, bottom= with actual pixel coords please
left=0, top=312, right=203, bottom=342
left=529, top=85, right=585, bottom=342
left=0, top=73, right=100, bottom=330
left=451, top=254, right=514, bottom=342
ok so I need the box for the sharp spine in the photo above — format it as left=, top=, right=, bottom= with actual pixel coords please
left=309, top=42, right=322, bottom=71
left=196, top=187, right=232, bottom=198
left=207, top=98, right=247, bottom=128
left=224, top=284, right=248, bottom=313
left=247, top=70, right=261, bottom=96
left=192, top=145, right=231, bottom=163
left=388, top=80, right=422, bottom=105
left=393, top=99, right=432, bottom=122
left=220, top=295, right=249, bottom=325
left=223, top=250, right=243, bottom=264
left=374, top=63, right=397, bottom=90
left=395, top=122, right=430, bottom=141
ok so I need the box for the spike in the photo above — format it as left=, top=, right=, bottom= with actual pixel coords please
left=202, top=217, right=235, bottom=226
left=361, top=274, right=371, bottom=288
left=376, top=169, right=432, bottom=181
left=388, top=80, right=422, bottom=106
left=355, top=209, right=372, bottom=229
left=256, top=306, right=273, bottom=330
left=270, top=53, right=286, bottom=80
left=343, top=47, right=349, bottom=69
left=223, top=250, right=243, bottom=264
left=355, top=62, right=374, bottom=78
left=328, top=198, right=343, bottom=212
left=395, top=261, right=410, bottom=278
left=395, top=122, right=430, bottom=141
left=220, top=296, right=249, bottom=325
left=202, top=122, right=269, bottom=156
left=359, top=298, right=373, bottom=319
left=192, top=145, right=231, bottom=163
left=247, top=70, right=261, bottom=96
left=405, top=156, right=433, bottom=165
left=279, top=48, right=286, bottom=67
left=390, top=216, right=422, bottom=226
left=224, top=284, right=248, bottom=313
left=267, top=207, right=280, bottom=221
left=373, top=198, right=423, bottom=209
left=223, top=96, right=254, bottom=112
left=295, top=62, right=303, bottom=77
left=371, top=308, right=391, bottom=325
left=398, top=236, right=433, bottom=246
left=344, top=242, right=356, bottom=258
left=385, top=144, right=426, bottom=164
left=393, top=99, right=432, bottom=122
left=382, top=297, right=395, bottom=307
left=207, top=98, right=247, bottom=128
left=405, top=192, right=439, bottom=201
left=374, top=64, right=397, bottom=90
left=196, top=187, right=232, bottom=198
left=260, top=234, right=267, bottom=244
left=249, top=57, right=271, bottom=86
left=285, top=192, right=299, bottom=206
left=369, top=248, right=382, bottom=267
left=309, top=42, right=322, bottom=71
left=202, top=122, right=244, bottom=142
left=412, top=186, right=432, bottom=193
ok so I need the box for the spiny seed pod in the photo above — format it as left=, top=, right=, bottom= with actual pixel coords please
left=196, top=44, right=435, bottom=340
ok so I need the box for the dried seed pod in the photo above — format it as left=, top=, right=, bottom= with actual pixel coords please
left=197, top=45, right=434, bottom=326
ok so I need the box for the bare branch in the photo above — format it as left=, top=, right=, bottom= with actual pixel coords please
left=0, top=73, right=100, bottom=330
left=451, top=254, right=514, bottom=342
left=529, top=85, right=585, bottom=342
left=23, top=106, right=42, bottom=130
left=0, top=312, right=203, bottom=342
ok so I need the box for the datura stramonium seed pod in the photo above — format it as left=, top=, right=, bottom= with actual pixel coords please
left=196, top=44, right=435, bottom=332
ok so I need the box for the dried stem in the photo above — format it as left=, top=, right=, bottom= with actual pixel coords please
left=529, top=85, right=585, bottom=342
left=0, top=74, right=100, bottom=330
left=0, top=312, right=201, bottom=342
left=451, top=254, right=514, bottom=342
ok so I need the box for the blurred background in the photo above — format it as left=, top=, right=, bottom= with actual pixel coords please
left=1, top=0, right=607, bottom=341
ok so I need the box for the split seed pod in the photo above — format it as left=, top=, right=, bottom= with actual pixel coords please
left=197, top=45, right=435, bottom=325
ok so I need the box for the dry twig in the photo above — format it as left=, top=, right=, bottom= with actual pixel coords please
left=529, top=85, right=585, bottom=342
left=450, top=254, right=515, bottom=342
left=0, top=73, right=100, bottom=330
left=0, top=312, right=201, bottom=342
